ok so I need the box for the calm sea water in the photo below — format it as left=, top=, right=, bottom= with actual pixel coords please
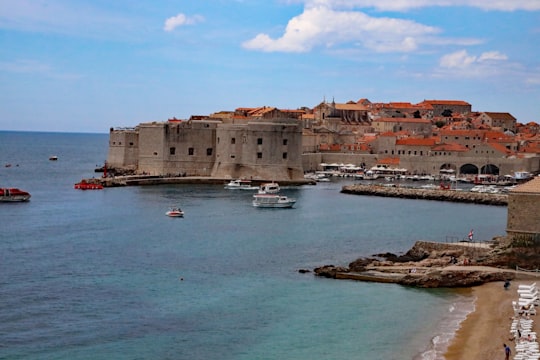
left=0, top=131, right=507, bottom=360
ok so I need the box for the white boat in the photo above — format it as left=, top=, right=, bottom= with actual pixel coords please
left=166, top=207, right=184, bottom=217
left=224, top=179, right=258, bottom=190
left=252, top=193, right=296, bottom=208
left=513, top=171, right=533, bottom=181
left=258, top=182, right=280, bottom=194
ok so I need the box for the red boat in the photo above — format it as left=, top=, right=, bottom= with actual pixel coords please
left=0, top=187, right=31, bottom=202
left=74, top=180, right=104, bottom=190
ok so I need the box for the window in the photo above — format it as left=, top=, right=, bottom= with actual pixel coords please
left=257, top=152, right=262, bottom=159
left=257, top=138, right=263, bottom=145
left=129, top=142, right=134, bottom=146
left=169, top=147, right=176, bottom=155
left=188, top=148, right=194, bottom=155
left=231, top=138, right=236, bottom=144
left=207, top=148, right=213, bottom=156
left=283, top=139, right=288, bottom=145
left=283, top=152, right=287, bottom=159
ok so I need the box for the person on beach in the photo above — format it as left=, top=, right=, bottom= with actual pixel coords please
left=504, top=343, right=511, bottom=360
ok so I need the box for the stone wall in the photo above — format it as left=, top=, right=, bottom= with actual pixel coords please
left=212, top=119, right=304, bottom=181
left=411, top=241, right=491, bottom=260
left=507, top=192, right=540, bottom=236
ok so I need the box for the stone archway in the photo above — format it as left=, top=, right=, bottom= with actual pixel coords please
left=481, top=163, right=499, bottom=175
left=460, top=163, right=479, bottom=175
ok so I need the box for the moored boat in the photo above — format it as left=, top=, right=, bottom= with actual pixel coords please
left=224, top=179, right=258, bottom=190
left=74, top=180, right=104, bottom=190
left=258, top=182, right=280, bottom=194
left=166, top=207, right=184, bottom=217
left=252, top=193, right=296, bottom=208
left=0, top=187, right=31, bottom=202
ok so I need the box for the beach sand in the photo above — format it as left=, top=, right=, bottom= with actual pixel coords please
left=445, top=280, right=534, bottom=360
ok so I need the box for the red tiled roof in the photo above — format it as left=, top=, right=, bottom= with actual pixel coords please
left=334, top=103, right=369, bottom=111
left=396, top=138, right=437, bottom=146
left=487, top=142, right=513, bottom=155
left=420, top=100, right=471, bottom=106
left=482, top=112, right=516, bottom=121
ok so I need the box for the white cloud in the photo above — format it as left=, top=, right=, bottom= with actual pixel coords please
left=435, top=49, right=512, bottom=79
left=163, top=13, right=204, bottom=32
left=478, top=51, right=508, bottom=62
left=242, top=6, right=440, bottom=53
left=439, top=50, right=478, bottom=68
left=300, top=0, right=540, bottom=11
left=439, top=49, right=508, bottom=68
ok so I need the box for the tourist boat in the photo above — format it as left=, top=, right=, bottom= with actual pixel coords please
left=0, top=187, right=31, bottom=202
left=252, top=192, right=296, bottom=208
left=224, top=179, right=258, bottom=190
left=49, top=155, right=58, bottom=161
left=74, top=180, right=104, bottom=190
left=166, top=207, right=184, bottom=217
left=258, top=182, right=280, bottom=194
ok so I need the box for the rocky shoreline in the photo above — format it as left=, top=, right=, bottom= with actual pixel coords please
left=311, top=239, right=540, bottom=288
left=341, top=184, right=508, bottom=205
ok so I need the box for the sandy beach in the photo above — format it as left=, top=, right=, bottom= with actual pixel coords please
left=445, top=280, right=536, bottom=360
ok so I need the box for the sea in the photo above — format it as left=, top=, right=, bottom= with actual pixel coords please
left=0, top=131, right=508, bottom=360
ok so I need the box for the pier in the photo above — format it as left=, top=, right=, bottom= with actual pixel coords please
left=341, top=184, right=508, bottom=205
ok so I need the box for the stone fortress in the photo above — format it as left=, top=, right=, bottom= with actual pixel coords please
left=107, top=116, right=305, bottom=182
left=106, top=98, right=540, bottom=182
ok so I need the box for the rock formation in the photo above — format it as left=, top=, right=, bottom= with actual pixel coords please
left=314, top=237, right=540, bottom=288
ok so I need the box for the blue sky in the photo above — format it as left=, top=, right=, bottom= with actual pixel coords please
left=1, top=0, right=539, bottom=133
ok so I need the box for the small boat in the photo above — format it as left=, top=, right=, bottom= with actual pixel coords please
left=166, top=207, right=184, bottom=217
left=224, top=179, right=258, bottom=190
left=74, top=180, right=104, bottom=190
left=258, top=182, right=280, bottom=194
left=252, top=193, right=296, bottom=208
left=49, top=156, right=58, bottom=161
left=0, top=187, right=31, bottom=202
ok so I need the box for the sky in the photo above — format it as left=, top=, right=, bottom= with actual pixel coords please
left=0, top=0, right=539, bottom=133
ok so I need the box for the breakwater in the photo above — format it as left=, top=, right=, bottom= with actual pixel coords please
left=341, top=184, right=508, bottom=206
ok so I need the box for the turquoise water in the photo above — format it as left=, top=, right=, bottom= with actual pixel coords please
left=0, top=131, right=506, bottom=359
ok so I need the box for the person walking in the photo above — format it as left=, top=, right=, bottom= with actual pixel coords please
left=504, top=343, right=511, bottom=360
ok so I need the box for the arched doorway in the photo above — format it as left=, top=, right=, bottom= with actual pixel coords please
left=480, top=163, right=499, bottom=175
left=460, top=163, right=478, bottom=175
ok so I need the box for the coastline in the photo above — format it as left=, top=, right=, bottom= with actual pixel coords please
left=444, top=280, right=532, bottom=359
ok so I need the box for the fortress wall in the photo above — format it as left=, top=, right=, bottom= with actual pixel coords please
left=137, top=123, right=167, bottom=175
left=212, top=119, right=304, bottom=181
left=507, top=192, right=540, bottom=236
left=161, top=121, right=218, bottom=176
left=107, top=129, right=139, bottom=169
